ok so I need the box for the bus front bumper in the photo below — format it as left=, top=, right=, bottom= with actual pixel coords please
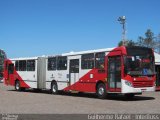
left=121, top=80, right=155, bottom=94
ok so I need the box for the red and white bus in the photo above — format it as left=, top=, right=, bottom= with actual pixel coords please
left=3, top=46, right=156, bottom=99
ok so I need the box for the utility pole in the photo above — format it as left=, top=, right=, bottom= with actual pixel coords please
left=118, top=16, right=127, bottom=46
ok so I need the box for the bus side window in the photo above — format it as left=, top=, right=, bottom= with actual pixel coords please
left=48, top=57, right=57, bottom=71
left=15, top=61, right=19, bottom=71
left=19, top=60, right=26, bottom=71
left=81, top=53, right=94, bottom=69
left=27, top=60, right=35, bottom=71
left=95, top=52, right=105, bottom=69
left=57, top=56, right=67, bottom=70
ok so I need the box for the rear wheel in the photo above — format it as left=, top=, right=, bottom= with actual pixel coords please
left=15, top=81, right=21, bottom=91
left=21, top=87, right=26, bottom=91
left=51, top=82, right=58, bottom=94
left=96, top=83, right=106, bottom=99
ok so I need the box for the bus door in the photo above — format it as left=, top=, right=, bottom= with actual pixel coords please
left=107, top=52, right=122, bottom=92
left=69, top=59, right=79, bottom=90
left=7, top=63, right=14, bottom=85
left=156, top=65, right=160, bottom=87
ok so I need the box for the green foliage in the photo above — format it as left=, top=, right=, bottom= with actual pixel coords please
left=118, top=41, right=123, bottom=47
left=137, top=29, right=155, bottom=48
left=127, top=40, right=136, bottom=47
left=118, top=40, right=136, bottom=47
left=117, top=29, right=160, bottom=54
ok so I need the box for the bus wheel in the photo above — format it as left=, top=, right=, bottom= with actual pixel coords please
left=96, top=83, right=106, bottom=99
left=51, top=82, right=58, bottom=94
left=125, top=93, right=135, bottom=99
left=15, top=81, right=21, bottom=91
left=21, top=87, right=26, bottom=91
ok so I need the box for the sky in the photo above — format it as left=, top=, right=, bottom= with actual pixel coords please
left=0, top=0, right=160, bottom=58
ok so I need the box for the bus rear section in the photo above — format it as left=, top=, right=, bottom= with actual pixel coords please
left=3, top=57, right=47, bottom=91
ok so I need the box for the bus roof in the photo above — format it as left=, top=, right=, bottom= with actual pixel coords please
left=10, top=57, right=40, bottom=61
left=62, top=48, right=114, bottom=56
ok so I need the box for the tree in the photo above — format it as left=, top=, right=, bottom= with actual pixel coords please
left=137, top=29, right=155, bottom=48
left=117, top=29, right=160, bottom=52
left=118, top=40, right=136, bottom=47
left=118, top=41, right=123, bottom=47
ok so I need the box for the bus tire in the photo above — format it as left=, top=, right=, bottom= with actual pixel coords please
left=15, top=80, right=21, bottom=91
left=96, top=83, right=106, bottom=99
left=125, top=93, right=135, bottom=99
left=21, top=87, right=26, bottom=91
left=51, top=82, right=58, bottom=94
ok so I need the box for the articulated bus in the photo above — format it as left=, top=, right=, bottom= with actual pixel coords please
left=4, top=46, right=156, bottom=99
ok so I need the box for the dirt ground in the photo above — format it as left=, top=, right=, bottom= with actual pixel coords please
left=0, top=82, right=160, bottom=114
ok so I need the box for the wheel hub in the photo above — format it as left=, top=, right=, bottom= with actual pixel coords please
left=52, top=85, right=56, bottom=92
left=98, top=87, right=104, bottom=95
left=16, top=83, right=20, bottom=90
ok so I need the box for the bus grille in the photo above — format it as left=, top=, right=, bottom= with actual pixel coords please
left=133, top=81, right=153, bottom=88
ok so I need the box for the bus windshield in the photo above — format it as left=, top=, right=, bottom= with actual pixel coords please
left=125, top=47, right=155, bottom=76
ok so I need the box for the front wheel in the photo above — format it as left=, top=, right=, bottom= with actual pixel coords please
left=125, top=93, right=135, bottom=99
left=96, top=83, right=107, bottom=99
left=51, top=82, right=58, bottom=94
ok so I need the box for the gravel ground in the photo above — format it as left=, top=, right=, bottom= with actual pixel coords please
left=0, top=82, right=160, bottom=114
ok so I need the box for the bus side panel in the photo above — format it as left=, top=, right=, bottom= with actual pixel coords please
left=17, top=71, right=36, bottom=88
left=18, top=60, right=38, bottom=89
left=46, top=70, right=54, bottom=89
left=63, top=69, right=106, bottom=92
left=46, top=70, right=69, bottom=90
left=78, top=69, right=96, bottom=92
left=63, top=52, right=109, bottom=93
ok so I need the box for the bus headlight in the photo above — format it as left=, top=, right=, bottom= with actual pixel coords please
left=125, top=81, right=132, bottom=87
